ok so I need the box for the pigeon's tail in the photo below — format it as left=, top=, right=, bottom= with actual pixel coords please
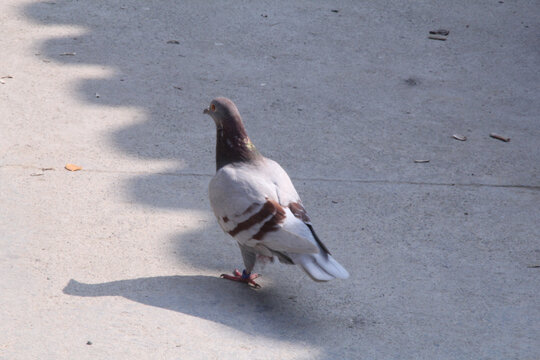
left=289, top=251, right=349, bottom=282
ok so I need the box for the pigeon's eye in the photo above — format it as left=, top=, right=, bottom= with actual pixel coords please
left=211, top=104, right=216, bottom=111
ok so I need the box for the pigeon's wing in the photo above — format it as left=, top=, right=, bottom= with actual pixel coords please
left=209, top=162, right=318, bottom=254
left=259, top=159, right=350, bottom=281
left=259, top=158, right=329, bottom=250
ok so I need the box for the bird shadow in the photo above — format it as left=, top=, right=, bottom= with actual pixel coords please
left=63, top=275, right=326, bottom=342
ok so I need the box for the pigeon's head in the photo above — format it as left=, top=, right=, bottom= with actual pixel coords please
left=204, top=97, right=260, bottom=170
left=203, top=97, right=243, bottom=130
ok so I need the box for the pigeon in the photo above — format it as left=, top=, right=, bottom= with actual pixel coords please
left=204, top=97, right=349, bottom=288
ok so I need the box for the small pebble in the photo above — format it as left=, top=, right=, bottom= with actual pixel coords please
left=429, top=29, right=450, bottom=36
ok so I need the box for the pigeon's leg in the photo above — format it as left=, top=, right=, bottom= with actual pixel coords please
left=220, top=269, right=261, bottom=288
left=220, top=245, right=261, bottom=288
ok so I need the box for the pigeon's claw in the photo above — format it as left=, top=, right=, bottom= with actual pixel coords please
left=220, top=269, right=261, bottom=289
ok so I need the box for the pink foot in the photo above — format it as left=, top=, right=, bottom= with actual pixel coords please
left=220, top=269, right=261, bottom=289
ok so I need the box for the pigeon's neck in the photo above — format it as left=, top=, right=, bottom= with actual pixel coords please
left=215, top=127, right=261, bottom=171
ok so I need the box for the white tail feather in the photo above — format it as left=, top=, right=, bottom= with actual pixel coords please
left=290, top=252, right=349, bottom=282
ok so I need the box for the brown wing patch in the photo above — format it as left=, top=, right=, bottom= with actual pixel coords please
left=252, top=199, right=286, bottom=240
left=288, top=202, right=311, bottom=223
left=228, top=200, right=285, bottom=237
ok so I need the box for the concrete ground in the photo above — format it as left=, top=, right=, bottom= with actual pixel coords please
left=1, top=0, right=539, bottom=359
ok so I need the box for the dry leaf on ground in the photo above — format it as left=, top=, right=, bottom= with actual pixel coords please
left=489, top=133, right=510, bottom=142
left=65, top=164, right=82, bottom=171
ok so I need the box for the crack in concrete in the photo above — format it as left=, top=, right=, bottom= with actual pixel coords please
left=2, top=163, right=539, bottom=190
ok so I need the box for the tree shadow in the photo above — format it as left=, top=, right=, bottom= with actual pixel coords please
left=23, top=1, right=367, bottom=357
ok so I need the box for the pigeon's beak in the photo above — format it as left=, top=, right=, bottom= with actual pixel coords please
left=203, top=107, right=210, bottom=115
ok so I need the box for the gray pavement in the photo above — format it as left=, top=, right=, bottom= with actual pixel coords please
left=1, top=1, right=539, bottom=359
